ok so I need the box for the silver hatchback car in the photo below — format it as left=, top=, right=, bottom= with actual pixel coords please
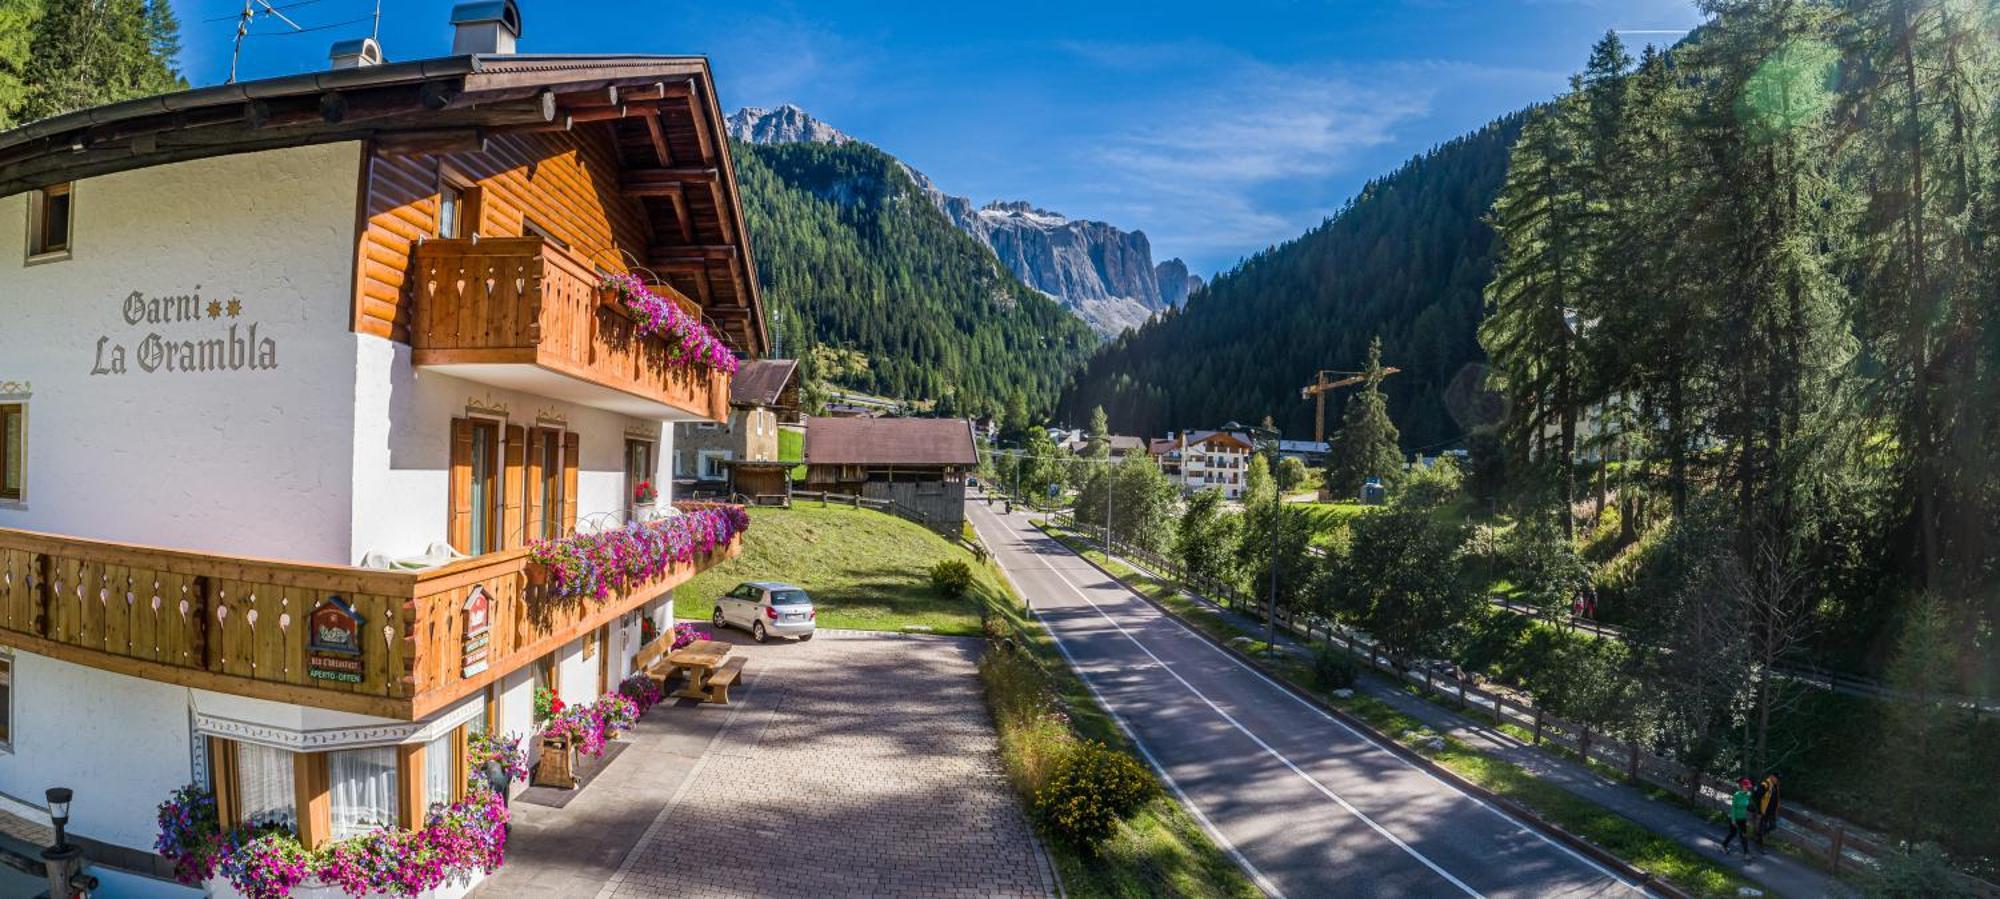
left=712, top=581, right=818, bottom=643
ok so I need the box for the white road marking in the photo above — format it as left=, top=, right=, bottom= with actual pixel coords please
left=1045, top=527, right=1646, bottom=893
left=973, top=505, right=1287, bottom=899
left=976, top=501, right=1646, bottom=897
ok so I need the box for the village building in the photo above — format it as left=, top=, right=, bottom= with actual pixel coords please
left=802, top=417, right=978, bottom=534
left=674, top=358, right=801, bottom=499
left=1150, top=431, right=1255, bottom=499
left=0, top=2, right=763, bottom=892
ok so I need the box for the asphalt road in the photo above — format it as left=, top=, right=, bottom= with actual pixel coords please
left=967, top=497, right=1650, bottom=899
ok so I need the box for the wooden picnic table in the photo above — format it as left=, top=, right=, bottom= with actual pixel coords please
left=666, top=640, right=733, bottom=700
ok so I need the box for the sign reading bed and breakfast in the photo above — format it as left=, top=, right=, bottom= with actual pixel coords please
left=90, top=288, right=280, bottom=376
left=307, top=596, right=365, bottom=684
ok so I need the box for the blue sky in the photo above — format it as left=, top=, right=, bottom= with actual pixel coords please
left=174, top=0, right=1702, bottom=275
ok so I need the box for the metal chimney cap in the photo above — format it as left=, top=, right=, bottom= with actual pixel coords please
left=449, top=0, right=523, bottom=36
left=328, top=37, right=383, bottom=68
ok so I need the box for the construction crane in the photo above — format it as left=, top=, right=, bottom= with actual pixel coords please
left=1300, top=366, right=1400, bottom=444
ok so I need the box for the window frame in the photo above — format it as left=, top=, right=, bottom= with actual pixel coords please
left=467, top=418, right=503, bottom=555
left=0, top=402, right=22, bottom=503
left=327, top=745, right=400, bottom=841
left=435, top=165, right=480, bottom=240
left=537, top=428, right=565, bottom=541
left=26, top=182, right=73, bottom=262
left=0, top=651, right=13, bottom=752
left=624, top=437, right=655, bottom=510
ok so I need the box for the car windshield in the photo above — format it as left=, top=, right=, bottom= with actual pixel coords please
left=771, top=589, right=810, bottom=606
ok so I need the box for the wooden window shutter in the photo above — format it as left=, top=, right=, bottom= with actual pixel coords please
left=448, top=418, right=474, bottom=553
left=208, top=737, right=241, bottom=827
left=502, top=425, right=526, bottom=549
left=295, top=752, right=330, bottom=850
left=524, top=427, right=546, bottom=541
left=563, top=432, right=581, bottom=535
left=396, top=742, right=425, bottom=831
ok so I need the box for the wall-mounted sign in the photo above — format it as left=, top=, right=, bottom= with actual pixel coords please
left=89, top=289, right=280, bottom=377
left=307, top=596, right=365, bottom=684
left=462, top=585, right=491, bottom=679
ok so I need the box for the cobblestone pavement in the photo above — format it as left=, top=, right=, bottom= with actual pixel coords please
left=590, top=630, right=1056, bottom=899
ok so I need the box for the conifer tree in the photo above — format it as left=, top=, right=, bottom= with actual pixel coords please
left=1324, top=338, right=1404, bottom=497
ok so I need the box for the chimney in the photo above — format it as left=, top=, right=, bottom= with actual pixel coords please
left=328, top=37, right=383, bottom=69
left=450, top=0, right=523, bottom=55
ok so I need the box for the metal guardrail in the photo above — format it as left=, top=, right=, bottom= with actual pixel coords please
left=1036, top=515, right=2000, bottom=895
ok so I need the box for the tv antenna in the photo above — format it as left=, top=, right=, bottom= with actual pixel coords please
left=227, top=0, right=307, bottom=84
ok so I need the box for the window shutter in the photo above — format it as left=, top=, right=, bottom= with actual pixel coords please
left=448, top=418, right=474, bottom=553
left=524, top=427, right=546, bottom=541
left=502, top=425, right=525, bottom=549
left=208, top=737, right=241, bottom=827
left=563, top=432, right=581, bottom=534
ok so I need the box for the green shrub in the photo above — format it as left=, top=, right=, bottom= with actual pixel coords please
left=1311, top=646, right=1358, bottom=690
left=980, top=649, right=1077, bottom=796
left=930, top=559, right=974, bottom=597
left=1037, top=741, right=1158, bottom=848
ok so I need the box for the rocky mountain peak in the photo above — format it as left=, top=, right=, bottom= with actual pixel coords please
left=728, top=104, right=854, bottom=146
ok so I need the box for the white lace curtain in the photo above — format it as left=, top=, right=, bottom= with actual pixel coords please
left=423, top=731, right=456, bottom=811
left=237, top=743, right=296, bottom=829
left=329, top=746, right=398, bottom=839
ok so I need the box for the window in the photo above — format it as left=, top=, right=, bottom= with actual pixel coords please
left=438, top=183, right=464, bottom=239
left=328, top=746, right=398, bottom=839
left=436, top=168, right=479, bottom=239
left=0, top=652, right=12, bottom=750
left=539, top=430, right=564, bottom=540
left=624, top=438, right=654, bottom=509
left=422, top=730, right=456, bottom=811
left=0, top=404, right=21, bottom=501
left=450, top=418, right=504, bottom=556
left=237, top=743, right=297, bottom=829
left=470, top=421, right=500, bottom=554
left=27, top=183, right=72, bottom=259
left=698, top=450, right=731, bottom=481
left=522, top=217, right=568, bottom=250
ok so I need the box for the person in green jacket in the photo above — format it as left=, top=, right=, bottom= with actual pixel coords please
left=1720, top=777, right=1754, bottom=856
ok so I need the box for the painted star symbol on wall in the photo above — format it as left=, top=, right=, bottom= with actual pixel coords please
left=226, top=299, right=242, bottom=318
left=207, top=300, right=223, bottom=319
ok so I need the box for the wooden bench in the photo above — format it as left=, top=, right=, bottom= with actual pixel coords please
left=633, top=638, right=676, bottom=690
left=704, top=657, right=748, bottom=705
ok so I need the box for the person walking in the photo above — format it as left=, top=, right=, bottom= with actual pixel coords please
left=1754, top=773, right=1782, bottom=851
left=1720, top=777, right=1754, bottom=856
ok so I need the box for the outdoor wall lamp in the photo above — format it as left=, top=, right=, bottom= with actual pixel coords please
left=45, top=787, right=71, bottom=851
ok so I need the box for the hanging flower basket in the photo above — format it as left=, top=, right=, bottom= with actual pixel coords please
left=525, top=562, right=550, bottom=587
left=596, top=272, right=740, bottom=375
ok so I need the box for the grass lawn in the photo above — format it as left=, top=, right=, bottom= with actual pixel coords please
left=1037, top=522, right=1757, bottom=899
left=677, top=503, right=991, bottom=636
left=776, top=427, right=806, bottom=480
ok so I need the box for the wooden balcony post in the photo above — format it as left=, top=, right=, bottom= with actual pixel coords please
left=396, top=742, right=425, bottom=830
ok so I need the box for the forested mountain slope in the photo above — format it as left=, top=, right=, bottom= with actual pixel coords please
left=1058, top=114, right=1526, bottom=448
left=734, top=139, right=1097, bottom=417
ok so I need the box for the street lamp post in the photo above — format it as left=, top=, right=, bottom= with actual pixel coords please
left=42, top=786, right=84, bottom=899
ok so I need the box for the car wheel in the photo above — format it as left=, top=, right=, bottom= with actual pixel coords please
left=712, top=606, right=727, bottom=630
left=799, top=631, right=814, bottom=642
left=752, top=621, right=768, bottom=644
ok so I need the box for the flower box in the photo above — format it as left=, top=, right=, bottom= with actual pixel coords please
left=533, top=734, right=578, bottom=789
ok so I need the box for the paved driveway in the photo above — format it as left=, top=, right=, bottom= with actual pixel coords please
left=476, top=629, right=1056, bottom=899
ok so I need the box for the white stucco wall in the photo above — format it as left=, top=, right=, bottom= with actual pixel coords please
left=0, top=143, right=364, bottom=563
left=0, top=651, right=196, bottom=850
left=348, top=336, right=680, bottom=564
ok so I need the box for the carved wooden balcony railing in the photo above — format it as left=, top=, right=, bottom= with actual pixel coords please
left=0, top=525, right=740, bottom=719
left=410, top=237, right=731, bottom=423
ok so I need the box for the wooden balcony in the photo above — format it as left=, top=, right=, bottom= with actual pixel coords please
left=0, top=525, right=740, bottom=720
left=410, top=237, right=731, bottom=423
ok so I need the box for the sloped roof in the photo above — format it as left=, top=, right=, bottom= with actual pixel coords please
left=804, top=417, right=978, bottom=466
left=730, top=359, right=798, bottom=408
left=1107, top=435, right=1146, bottom=453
